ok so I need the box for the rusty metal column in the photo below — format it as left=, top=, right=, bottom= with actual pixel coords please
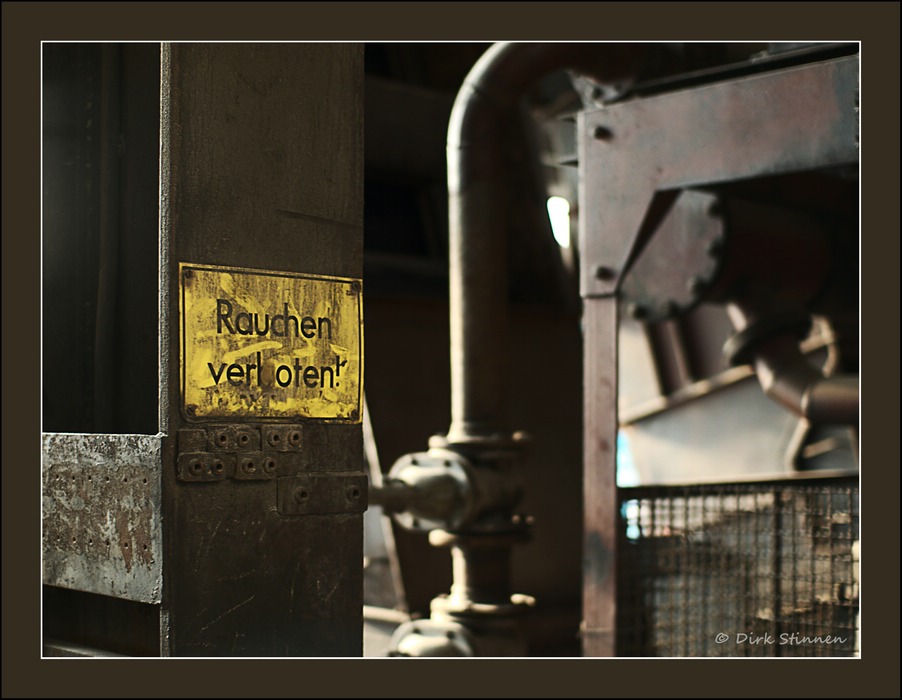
left=581, top=297, right=620, bottom=656
left=577, top=53, right=858, bottom=657
left=159, top=43, right=364, bottom=656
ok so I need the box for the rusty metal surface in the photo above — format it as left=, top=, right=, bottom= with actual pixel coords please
left=580, top=55, right=859, bottom=299
left=175, top=424, right=307, bottom=482
left=277, top=473, right=368, bottom=516
left=42, top=433, right=163, bottom=603
left=581, top=298, right=620, bottom=657
left=620, top=189, right=724, bottom=323
left=579, top=52, right=858, bottom=658
left=160, top=43, right=365, bottom=656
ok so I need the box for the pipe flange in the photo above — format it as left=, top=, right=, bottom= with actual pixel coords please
left=429, top=525, right=532, bottom=549
left=384, top=449, right=477, bottom=532
left=429, top=429, right=530, bottom=452
left=388, top=619, right=475, bottom=657
left=430, top=591, right=535, bottom=620
left=723, top=311, right=812, bottom=367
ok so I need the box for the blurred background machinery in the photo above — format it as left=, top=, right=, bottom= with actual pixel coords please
left=362, top=41, right=859, bottom=657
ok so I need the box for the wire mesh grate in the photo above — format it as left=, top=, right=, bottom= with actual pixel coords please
left=617, top=477, right=859, bottom=657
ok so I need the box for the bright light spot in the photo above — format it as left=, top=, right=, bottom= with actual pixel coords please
left=546, top=196, right=571, bottom=248
left=616, top=430, right=639, bottom=487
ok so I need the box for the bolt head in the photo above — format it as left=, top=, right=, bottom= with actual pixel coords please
left=593, top=125, right=614, bottom=141
left=594, top=265, right=615, bottom=281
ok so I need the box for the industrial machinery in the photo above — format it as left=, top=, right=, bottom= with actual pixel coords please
left=366, top=41, right=859, bottom=658
left=41, top=41, right=859, bottom=658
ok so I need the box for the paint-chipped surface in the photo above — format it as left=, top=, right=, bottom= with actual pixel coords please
left=42, top=433, right=163, bottom=603
left=180, top=263, right=363, bottom=422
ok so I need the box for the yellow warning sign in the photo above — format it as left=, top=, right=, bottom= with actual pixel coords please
left=179, top=263, right=362, bottom=422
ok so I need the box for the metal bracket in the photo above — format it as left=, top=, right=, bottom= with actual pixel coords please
left=277, top=474, right=368, bottom=516
left=176, top=452, right=232, bottom=482
left=176, top=424, right=303, bottom=482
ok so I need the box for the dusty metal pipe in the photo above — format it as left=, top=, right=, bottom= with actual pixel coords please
left=385, top=42, right=648, bottom=658
left=446, top=42, right=645, bottom=443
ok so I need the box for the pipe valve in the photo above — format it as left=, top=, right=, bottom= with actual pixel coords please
left=369, top=449, right=475, bottom=531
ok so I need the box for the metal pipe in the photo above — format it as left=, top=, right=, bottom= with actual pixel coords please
left=382, top=42, right=648, bottom=657
left=446, top=42, right=645, bottom=443
left=727, top=300, right=858, bottom=425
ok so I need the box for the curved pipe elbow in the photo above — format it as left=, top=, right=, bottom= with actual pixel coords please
left=447, top=42, right=644, bottom=150
left=729, top=304, right=859, bottom=426
left=446, top=42, right=647, bottom=440
left=756, top=353, right=859, bottom=426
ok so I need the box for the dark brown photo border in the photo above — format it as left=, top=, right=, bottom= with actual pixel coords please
left=4, top=2, right=898, bottom=697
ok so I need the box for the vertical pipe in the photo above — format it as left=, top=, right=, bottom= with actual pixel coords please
left=445, top=42, right=645, bottom=442
left=441, top=42, right=646, bottom=657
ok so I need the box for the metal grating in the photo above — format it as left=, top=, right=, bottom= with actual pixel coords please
left=617, top=476, right=859, bottom=657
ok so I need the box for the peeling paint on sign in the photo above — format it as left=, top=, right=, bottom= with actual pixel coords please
left=180, top=264, right=363, bottom=422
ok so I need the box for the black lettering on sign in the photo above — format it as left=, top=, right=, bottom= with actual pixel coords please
left=216, top=299, right=334, bottom=340
left=183, top=266, right=361, bottom=420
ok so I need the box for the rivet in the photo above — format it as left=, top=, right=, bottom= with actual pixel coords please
left=594, top=265, right=615, bottom=281
left=593, top=125, right=614, bottom=141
